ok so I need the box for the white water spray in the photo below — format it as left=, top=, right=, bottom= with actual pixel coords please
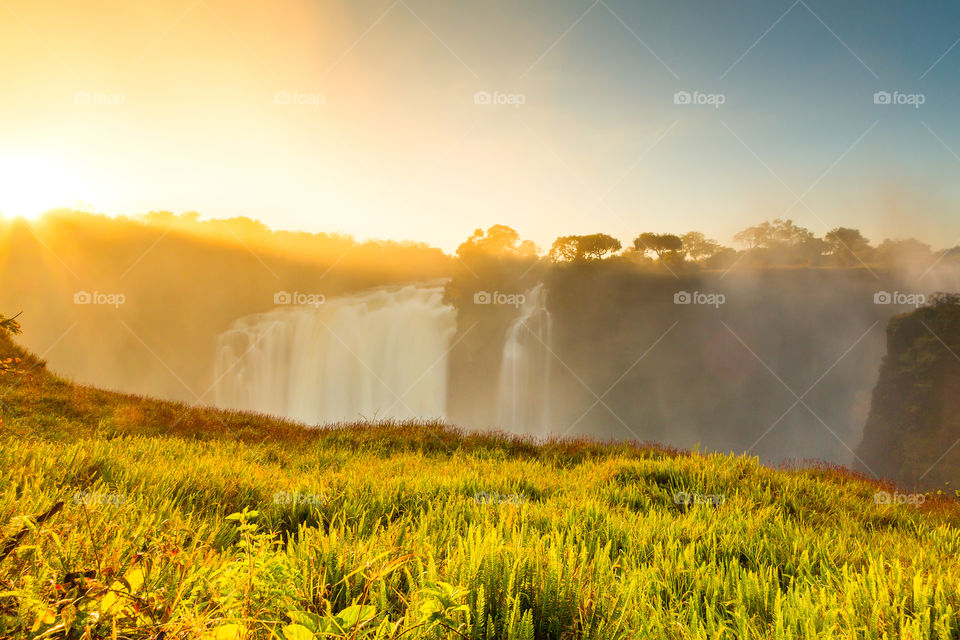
left=213, top=284, right=456, bottom=424
left=496, top=283, right=553, bottom=436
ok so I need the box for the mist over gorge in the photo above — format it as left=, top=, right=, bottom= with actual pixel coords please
left=6, top=211, right=959, bottom=471
left=447, top=264, right=960, bottom=467
left=214, top=284, right=456, bottom=424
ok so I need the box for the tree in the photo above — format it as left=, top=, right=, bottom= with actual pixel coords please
left=549, top=234, right=622, bottom=262
left=679, top=232, right=723, bottom=262
left=0, top=313, right=22, bottom=375
left=702, top=246, right=739, bottom=270
left=0, top=313, right=20, bottom=335
left=633, top=233, right=682, bottom=261
left=824, top=227, right=871, bottom=266
left=928, top=292, right=960, bottom=308
left=733, top=223, right=769, bottom=249
left=873, top=238, right=934, bottom=267
left=456, top=225, right=538, bottom=259
left=734, top=218, right=812, bottom=249
left=733, top=218, right=826, bottom=266
left=549, top=236, right=579, bottom=262
left=942, top=246, right=960, bottom=265
left=450, top=225, right=541, bottom=310
left=142, top=210, right=200, bottom=227
left=581, top=234, right=622, bottom=260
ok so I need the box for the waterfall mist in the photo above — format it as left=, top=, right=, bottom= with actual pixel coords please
left=214, top=284, right=456, bottom=424
left=496, top=284, right=553, bottom=437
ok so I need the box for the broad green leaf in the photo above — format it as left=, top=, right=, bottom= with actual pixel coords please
left=334, top=604, right=376, bottom=628
left=122, top=568, right=145, bottom=593
left=99, top=589, right=118, bottom=615
left=203, top=623, right=246, bottom=640
left=281, top=623, right=315, bottom=640
left=287, top=611, right=321, bottom=633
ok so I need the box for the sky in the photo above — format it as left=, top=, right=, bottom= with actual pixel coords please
left=1, top=0, right=959, bottom=253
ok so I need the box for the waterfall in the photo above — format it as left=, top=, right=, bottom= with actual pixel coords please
left=496, top=283, right=553, bottom=436
left=213, top=284, right=456, bottom=424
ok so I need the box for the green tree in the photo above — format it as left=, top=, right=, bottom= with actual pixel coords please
left=873, top=238, right=934, bottom=267
left=0, top=313, right=22, bottom=375
left=679, top=231, right=723, bottom=262
left=456, top=225, right=537, bottom=259
left=633, top=232, right=683, bottom=261
left=549, top=233, right=621, bottom=262
left=702, top=246, right=739, bottom=270
left=734, top=219, right=814, bottom=249
left=732, top=223, right=769, bottom=249
left=942, top=246, right=960, bottom=265
left=824, top=227, right=871, bottom=266
left=0, top=313, right=20, bottom=335
left=734, top=218, right=826, bottom=266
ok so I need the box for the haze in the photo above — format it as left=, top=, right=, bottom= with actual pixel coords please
left=3, top=0, right=960, bottom=251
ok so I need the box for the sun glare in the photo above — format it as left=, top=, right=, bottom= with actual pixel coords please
left=0, top=154, right=89, bottom=220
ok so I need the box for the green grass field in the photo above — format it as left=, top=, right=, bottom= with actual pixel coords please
left=2, top=332, right=959, bottom=639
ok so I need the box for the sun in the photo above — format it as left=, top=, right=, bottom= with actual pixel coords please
left=0, top=153, right=90, bottom=220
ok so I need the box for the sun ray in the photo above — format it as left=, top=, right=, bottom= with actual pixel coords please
left=0, top=152, right=90, bottom=220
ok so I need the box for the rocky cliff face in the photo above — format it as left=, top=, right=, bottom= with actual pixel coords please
left=856, top=294, right=960, bottom=490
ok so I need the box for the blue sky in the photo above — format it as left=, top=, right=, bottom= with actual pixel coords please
left=1, top=0, right=958, bottom=251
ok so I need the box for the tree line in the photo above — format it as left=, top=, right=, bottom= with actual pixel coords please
left=457, top=219, right=957, bottom=270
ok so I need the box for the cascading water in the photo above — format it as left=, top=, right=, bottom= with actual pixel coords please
left=213, top=284, right=456, bottom=424
left=496, top=283, right=553, bottom=436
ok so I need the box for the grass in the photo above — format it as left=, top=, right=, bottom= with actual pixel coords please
left=1, top=332, right=960, bottom=639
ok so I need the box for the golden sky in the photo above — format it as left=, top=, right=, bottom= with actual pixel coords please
left=2, top=0, right=959, bottom=251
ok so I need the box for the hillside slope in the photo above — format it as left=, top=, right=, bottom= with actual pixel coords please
left=1, top=331, right=960, bottom=639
